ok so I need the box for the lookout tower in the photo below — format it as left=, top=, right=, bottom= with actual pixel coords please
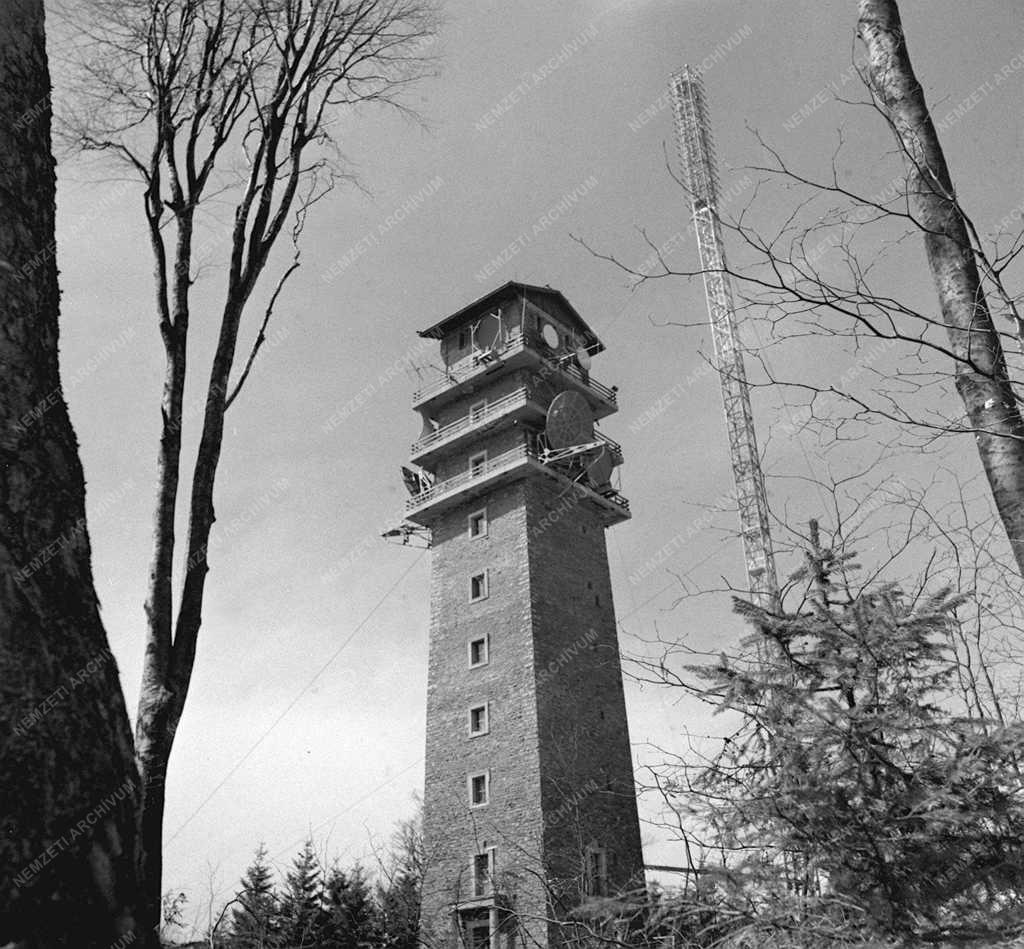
left=403, top=282, right=644, bottom=949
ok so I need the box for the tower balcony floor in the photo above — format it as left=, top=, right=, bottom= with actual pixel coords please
left=454, top=892, right=508, bottom=913
left=404, top=443, right=630, bottom=526
left=410, top=386, right=547, bottom=466
left=410, top=386, right=625, bottom=469
left=411, top=330, right=618, bottom=420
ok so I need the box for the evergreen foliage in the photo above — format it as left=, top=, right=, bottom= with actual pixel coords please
left=323, top=865, right=380, bottom=949
left=225, top=813, right=421, bottom=949
left=279, top=840, right=326, bottom=949
left=232, top=844, right=279, bottom=949
left=376, top=873, right=420, bottom=949
left=681, top=536, right=1024, bottom=943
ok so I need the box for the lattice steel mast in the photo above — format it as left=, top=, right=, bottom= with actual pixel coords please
left=670, top=65, right=779, bottom=611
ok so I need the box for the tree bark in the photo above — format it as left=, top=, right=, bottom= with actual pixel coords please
left=858, top=0, right=1024, bottom=576
left=0, top=1, right=142, bottom=945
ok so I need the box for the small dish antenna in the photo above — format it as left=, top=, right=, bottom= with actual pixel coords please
left=545, top=390, right=594, bottom=449
left=401, top=466, right=422, bottom=496
left=575, top=346, right=591, bottom=371
left=541, top=322, right=560, bottom=350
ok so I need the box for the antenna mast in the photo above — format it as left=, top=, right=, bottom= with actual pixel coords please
left=670, top=65, right=779, bottom=611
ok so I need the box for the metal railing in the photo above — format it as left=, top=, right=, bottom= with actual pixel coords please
left=405, top=442, right=630, bottom=514
left=410, top=387, right=531, bottom=456
left=411, top=331, right=617, bottom=408
left=553, top=356, right=617, bottom=405
left=596, top=431, right=623, bottom=462
left=412, top=332, right=527, bottom=404
left=406, top=444, right=529, bottom=512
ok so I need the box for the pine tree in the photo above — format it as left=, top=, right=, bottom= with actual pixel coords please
left=231, top=844, right=279, bottom=948
left=687, top=530, right=1024, bottom=943
left=323, top=864, right=381, bottom=949
left=377, top=873, right=419, bottom=949
left=279, top=839, right=326, bottom=949
left=376, top=812, right=422, bottom=949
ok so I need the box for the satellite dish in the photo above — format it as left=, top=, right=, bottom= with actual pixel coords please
left=401, top=466, right=421, bottom=496
left=576, top=346, right=591, bottom=371
left=586, top=448, right=614, bottom=492
left=546, top=391, right=594, bottom=449
left=477, top=313, right=500, bottom=349
left=541, top=322, right=560, bottom=350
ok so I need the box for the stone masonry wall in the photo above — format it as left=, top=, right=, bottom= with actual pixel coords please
left=420, top=480, right=549, bottom=949
left=526, top=480, right=645, bottom=920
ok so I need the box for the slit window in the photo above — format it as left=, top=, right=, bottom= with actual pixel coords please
left=469, top=452, right=487, bottom=477
left=469, top=703, right=489, bottom=736
left=469, top=571, right=488, bottom=602
left=469, top=771, right=490, bottom=807
left=469, top=636, right=489, bottom=668
left=468, top=508, right=488, bottom=539
left=472, top=848, right=494, bottom=897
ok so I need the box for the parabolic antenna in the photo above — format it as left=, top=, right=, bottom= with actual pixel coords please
left=575, top=346, right=592, bottom=371
left=546, top=390, right=594, bottom=449
left=586, top=448, right=614, bottom=492
left=401, top=466, right=421, bottom=496
left=541, top=321, right=560, bottom=350
left=477, top=312, right=500, bottom=349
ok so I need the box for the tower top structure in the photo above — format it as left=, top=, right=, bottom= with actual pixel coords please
left=417, top=281, right=604, bottom=355
left=405, top=281, right=627, bottom=529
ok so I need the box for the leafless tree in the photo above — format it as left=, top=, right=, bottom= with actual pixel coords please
left=857, top=0, right=1024, bottom=576
left=580, top=0, right=1024, bottom=578
left=0, top=1, right=142, bottom=945
left=55, top=0, right=436, bottom=940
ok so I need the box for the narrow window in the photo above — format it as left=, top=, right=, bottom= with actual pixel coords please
left=469, top=703, right=489, bottom=736
left=469, top=451, right=487, bottom=477
left=472, top=848, right=494, bottom=897
left=458, top=328, right=469, bottom=350
left=468, top=636, right=489, bottom=668
left=469, top=771, right=490, bottom=807
left=469, top=571, right=488, bottom=602
left=468, top=508, right=488, bottom=539
left=469, top=399, right=487, bottom=421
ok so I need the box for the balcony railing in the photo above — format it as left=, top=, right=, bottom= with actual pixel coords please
left=405, top=442, right=630, bottom=517
left=596, top=431, right=623, bottom=465
left=412, top=333, right=526, bottom=404
left=406, top=444, right=529, bottom=512
left=410, top=387, right=533, bottom=457
left=411, top=330, right=617, bottom=409
left=554, top=356, right=617, bottom=405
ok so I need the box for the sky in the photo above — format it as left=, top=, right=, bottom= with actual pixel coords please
left=46, top=0, right=1024, bottom=933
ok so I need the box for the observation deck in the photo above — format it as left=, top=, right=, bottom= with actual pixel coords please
left=404, top=441, right=630, bottom=526
left=411, top=328, right=618, bottom=420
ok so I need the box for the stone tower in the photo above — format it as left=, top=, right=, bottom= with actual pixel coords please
left=404, top=282, right=643, bottom=949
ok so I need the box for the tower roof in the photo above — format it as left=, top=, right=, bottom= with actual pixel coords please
left=417, top=281, right=604, bottom=353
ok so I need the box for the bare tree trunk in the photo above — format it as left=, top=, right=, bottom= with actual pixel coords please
left=858, top=0, right=1024, bottom=576
left=0, top=1, right=141, bottom=945
left=57, top=1, right=435, bottom=933
left=136, top=174, right=194, bottom=945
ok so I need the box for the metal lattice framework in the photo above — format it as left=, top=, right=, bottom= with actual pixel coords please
left=670, top=65, right=779, bottom=610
